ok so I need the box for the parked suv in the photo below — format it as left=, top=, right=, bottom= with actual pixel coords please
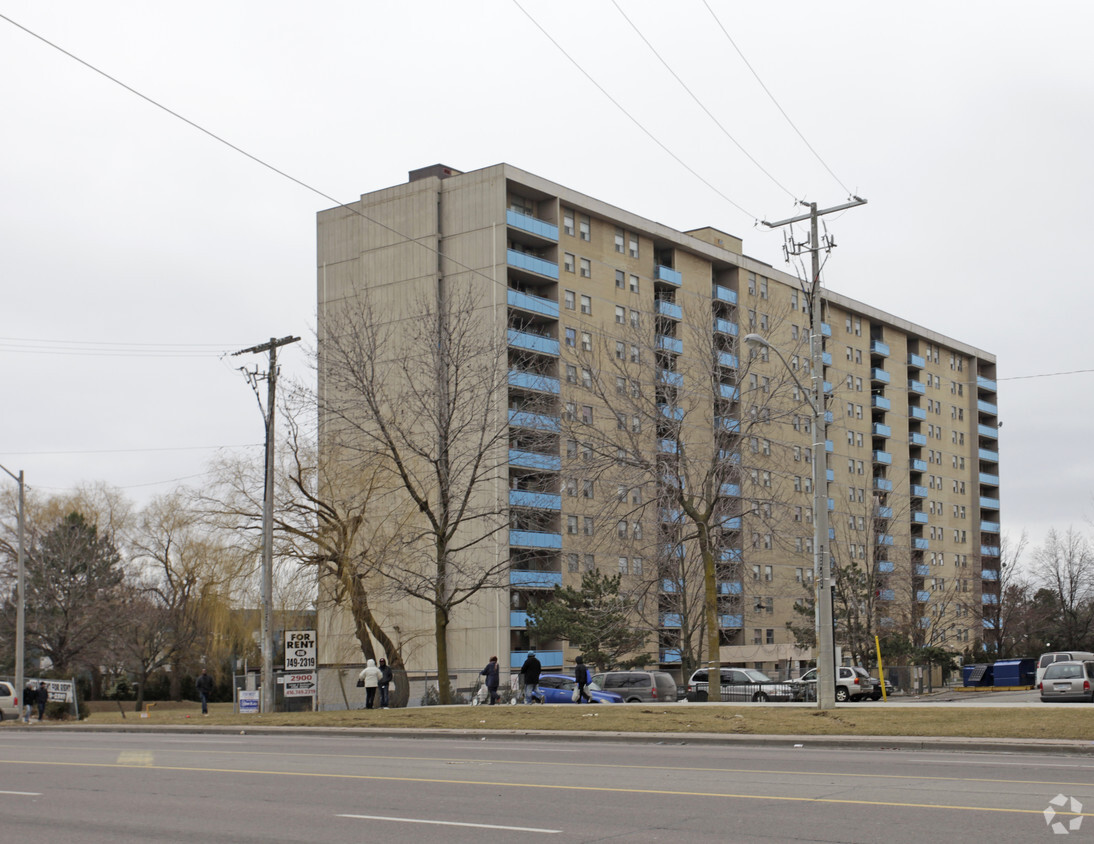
left=686, top=668, right=797, bottom=702
left=590, top=671, right=677, bottom=703
left=796, top=666, right=875, bottom=702
left=0, top=681, right=19, bottom=721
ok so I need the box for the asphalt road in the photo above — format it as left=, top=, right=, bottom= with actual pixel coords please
left=1, top=730, right=1091, bottom=843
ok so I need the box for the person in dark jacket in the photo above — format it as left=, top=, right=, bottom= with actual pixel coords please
left=520, top=651, right=543, bottom=704
left=574, top=655, right=592, bottom=703
left=195, top=668, right=215, bottom=716
left=480, top=656, right=500, bottom=705
left=36, top=681, right=49, bottom=721
left=377, top=658, right=394, bottom=709
left=22, top=682, right=35, bottom=723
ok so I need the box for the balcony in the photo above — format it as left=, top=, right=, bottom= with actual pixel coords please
left=915, top=564, right=930, bottom=576
left=509, top=530, right=562, bottom=549
left=872, top=450, right=892, bottom=465
left=870, top=367, right=891, bottom=384
left=718, top=383, right=739, bottom=401
left=720, top=516, right=742, bottom=531
left=981, top=545, right=1001, bottom=557
left=821, top=322, right=832, bottom=337
left=719, top=614, right=743, bottom=629
left=879, top=589, right=895, bottom=601
left=981, top=521, right=1001, bottom=533
left=506, top=209, right=559, bottom=241
left=822, top=350, right=833, bottom=366
left=507, top=248, right=558, bottom=279
left=510, top=570, right=563, bottom=588
left=977, top=375, right=997, bottom=392
left=911, top=458, right=928, bottom=472
left=828, top=497, right=835, bottom=512
left=908, top=432, right=927, bottom=446
left=508, top=369, right=560, bottom=394
left=657, top=335, right=683, bottom=354
left=661, top=579, right=679, bottom=593
left=713, top=284, right=737, bottom=305
left=656, top=299, right=683, bottom=320
left=980, top=472, right=1000, bottom=486
left=658, top=403, right=685, bottom=421
left=982, top=569, right=1000, bottom=581
left=982, top=619, right=998, bottom=630
left=510, top=650, right=562, bottom=669
left=913, top=538, right=929, bottom=550
left=874, top=477, right=893, bottom=492
left=508, top=489, right=562, bottom=511
left=917, top=591, right=931, bottom=603
left=979, top=448, right=999, bottom=463
left=980, top=496, right=1001, bottom=510
left=878, top=561, right=895, bottom=574
left=659, top=369, right=684, bottom=388
left=507, top=328, right=559, bottom=357
left=824, top=381, right=834, bottom=394
left=659, top=437, right=678, bottom=454
left=714, top=317, right=738, bottom=336
left=508, top=409, right=560, bottom=431
left=509, top=610, right=530, bottom=628
left=908, top=379, right=926, bottom=394
left=876, top=534, right=894, bottom=546
left=876, top=505, right=893, bottom=519
left=720, top=483, right=741, bottom=497
left=720, top=548, right=743, bottom=562
left=982, top=593, right=999, bottom=606
left=659, top=649, right=682, bottom=664
left=908, top=353, right=926, bottom=369
left=718, top=350, right=738, bottom=369
left=507, top=288, right=559, bottom=319
left=654, top=265, right=682, bottom=286
left=978, top=399, right=998, bottom=415
left=870, top=339, right=890, bottom=357
left=718, top=581, right=742, bottom=595
left=910, top=484, right=928, bottom=497
left=661, top=544, right=686, bottom=559
left=912, top=511, right=928, bottom=524
left=978, top=423, right=998, bottom=440
left=872, top=395, right=891, bottom=411
left=873, top=422, right=892, bottom=438
left=827, top=468, right=835, bottom=482
left=716, top=416, right=740, bottom=433
left=659, top=507, right=684, bottom=524
left=909, top=406, right=927, bottom=421
left=509, top=449, right=560, bottom=472
left=659, top=613, right=682, bottom=628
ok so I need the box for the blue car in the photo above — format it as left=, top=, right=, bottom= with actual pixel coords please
left=536, top=673, right=623, bottom=704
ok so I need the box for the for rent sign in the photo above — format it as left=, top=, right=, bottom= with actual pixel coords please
left=283, top=629, right=316, bottom=670
left=280, top=672, right=317, bottom=698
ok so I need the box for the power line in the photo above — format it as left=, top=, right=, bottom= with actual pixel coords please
left=0, top=443, right=261, bottom=457
left=609, top=0, right=797, bottom=202
left=701, top=0, right=853, bottom=197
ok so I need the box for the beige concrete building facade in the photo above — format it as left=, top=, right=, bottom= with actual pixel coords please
left=316, top=163, right=1000, bottom=688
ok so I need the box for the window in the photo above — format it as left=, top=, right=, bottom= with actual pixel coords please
left=629, top=274, right=640, bottom=294
left=632, top=557, right=643, bottom=576
left=583, top=517, right=594, bottom=536
left=582, top=479, right=594, bottom=499
left=565, top=364, right=577, bottom=384
left=567, top=553, right=579, bottom=572
left=764, top=565, right=773, bottom=581
left=628, top=232, right=639, bottom=258
left=759, top=278, right=768, bottom=299
left=616, top=376, right=626, bottom=394
left=615, top=228, right=625, bottom=253
left=581, top=405, right=593, bottom=425
left=564, top=477, right=577, bottom=496
left=579, top=259, right=591, bottom=279
left=564, top=253, right=575, bottom=273
left=615, top=269, right=625, bottom=289
left=563, top=208, right=575, bottom=236
left=766, top=629, right=775, bottom=645
left=565, top=439, right=577, bottom=459
left=630, top=344, right=640, bottom=363
left=580, top=294, right=591, bottom=314
left=615, top=341, right=625, bottom=360
left=748, top=308, right=757, bottom=327
left=579, top=215, right=590, bottom=241
left=564, top=289, right=575, bottom=310
left=791, top=290, right=799, bottom=310
left=632, top=522, right=642, bottom=540
left=631, top=487, right=642, bottom=504
left=567, top=515, right=578, bottom=534
left=760, top=313, right=769, bottom=331
left=791, top=325, right=799, bottom=340
left=563, top=402, right=576, bottom=421
left=581, top=368, right=592, bottom=389
left=748, top=272, right=756, bottom=295
left=565, top=328, right=576, bottom=347
left=615, top=305, right=626, bottom=324
left=584, top=554, right=595, bottom=572
left=581, top=332, right=592, bottom=351
left=619, top=556, right=628, bottom=574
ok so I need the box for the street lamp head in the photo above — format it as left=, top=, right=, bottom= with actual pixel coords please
left=743, top=333, right=770, bottom=350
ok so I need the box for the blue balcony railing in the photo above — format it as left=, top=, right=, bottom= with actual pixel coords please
left=981, top=545, right=1001, bottom=557
left=978, top=423, right=998, bottom=439
left=874, top=477, right=893, bottom=492
left=508, top=369, right=560, bottom=394
left=507, top=328, right=559, bottom=356
left=718, top=350, right=738, bottom=369
left=913, top=565, right=929, bottom=578
left=872, top=395, right=891, bottom=411
left=721, top=483, right=741, bottom=497
left=871, top=368, right=890, bottom=384
left=656, top=299, right=683, bottom=320
left=659, top=438, right=678, bottom=454
left=507, top=248, right=559, bottom=279
left=982, top=593, right=999, bottom=606
left=509, top=610, right=530, bottom=628
left=509, top=530, right=562, bottom=549
left=657, top=335, right=683, bottom=354
left=822, top=350, right=833, bottom=366
left=876, top=505, right=893, bottom=519
left=879, top=589, right=895, bottom=601
left=720, top=548, right=743, bottom=562
left=826, top=439, right=835, bottom=453
left=714, top=317, right=738, bottom=336
left=979, top=448, right=999, bottom=463
left=660, top=613, right=682, bottom=628
left=719, top=614, right=743, bottom=629
left=508, top=449, right=560, bottom=472
left=827, top=468, right=835, bottom=482
left=718, top=581, right=742, bottom=595
left=912, top=511, right=928, bottom=524
left=511, top=649, right=562, bottom=669
left=507, top=287, right=559, bottom=319
left=878, top=561, right=895, bottom=574
left=658, top=403, right=685, bottom=421
left=659, top=369, right=684, bottom=388
left=908, top=379, right=926, bottom=394
left=910, top=484, right=928, bottom=497
left=908, top=432, right=927, bottom=446
left=977, top=375, right=997, bottom=392
left=716, top=416, right=740, bottom=433
left=506, top=210, right=559, bottom=241
left=873, top=422, right=892, bottom=438
left=913, top=538, right=929, bottom=550
left=981, top=521, right=1001, bottom=533
left=980, top=496, right=1001, bottom=510
left=508, top=490, right=562, bottom=511
left=873, top=450, right=892, bottom=465
left=909, top=406, right=927, bottom=421
left=908, top=353, right=926, bottom=369
left=659, top=649, right=682, bottom=664
left=821, top=322, right=832, bottom=337
left=917, top=591, right=931, bottom=603
left=980, top=472, right=1000, bottom=486
left=720, top=516, right=742, bottom=531
left=713, top=284, right=737, bottom=304
left=719, top=383, right=739, bottom=401
left=978, top=399, right=998, bottom=415
left=655, top=265, right=682, bottom=286
left=508, top=409, right=560, bottom=431
left=871, top=339, right=890, bottom=357
left=510, top=570, right=562, bottom=588
left=877, top=534, right=894, bottom=546
left=911, top=458, right=928, bottom=472
left=659, top=507, right=683, bottom=524
left=982, top=569, right=1000, bottom=581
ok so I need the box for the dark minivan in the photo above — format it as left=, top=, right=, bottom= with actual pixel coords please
left=589, top=671, right=677, bottom=703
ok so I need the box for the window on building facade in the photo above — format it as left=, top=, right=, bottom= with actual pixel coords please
left=564, top=253, right=575, bottom=273
left=563, top=208, right=575, bottom=236
left=628, top=232, right=638, bottom=258
left=564, top=289, right=575, bottom=310
left=615, top=228, right=625, bottom=253
left=580, top=259, right=591, bottom=279
left=579, top=215, right=590, bottom=241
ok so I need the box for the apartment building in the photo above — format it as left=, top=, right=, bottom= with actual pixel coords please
left=316, top=162, right=1000, bottom=683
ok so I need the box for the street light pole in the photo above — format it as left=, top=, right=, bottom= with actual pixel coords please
left=1, top=464, right=26, bottom=706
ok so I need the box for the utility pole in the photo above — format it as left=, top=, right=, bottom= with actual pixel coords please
left=234, top=335, right=300, bottom=714
left=763, top=197, right=866, bottom=710
left=0, top=464, right=25, bottom=706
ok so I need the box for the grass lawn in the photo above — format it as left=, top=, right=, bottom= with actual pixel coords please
left=65, top=699, right=1094, bottom=742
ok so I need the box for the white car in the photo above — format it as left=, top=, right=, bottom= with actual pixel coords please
left=687, top=668, right=797, bottom=702
left=0, top=681, right=21, bottom=720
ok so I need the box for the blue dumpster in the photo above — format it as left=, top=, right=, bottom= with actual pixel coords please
left=962, top=663, right=993, bottom=687
left=992, top=658, right=1036, bottom=687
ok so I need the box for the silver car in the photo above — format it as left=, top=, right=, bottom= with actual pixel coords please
left=1039, top=660, right=1094, bottom=703
left=687, top=667, right=797, bottom=702
left=0, top=681, right=20, bottom=721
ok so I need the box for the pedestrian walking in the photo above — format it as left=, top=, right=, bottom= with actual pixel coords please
left=195, top=668, right=215, bottom=716
left=22, top=681, right=35, bottom=723
left=377, top=658, right=393, bottom=709
left=36, top=681, right=49, bottom=721
left=520, top=651, right=542, bottom=704
left=574, top=656, right=592, bottom=703
left=358, top=659, right=382, bottom=709
left=480, top=655, right=501, bottom=705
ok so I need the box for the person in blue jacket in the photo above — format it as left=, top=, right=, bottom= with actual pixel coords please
left=480, top=656, right=500, bottom=705
left=574, top=655, right=592, bottom=703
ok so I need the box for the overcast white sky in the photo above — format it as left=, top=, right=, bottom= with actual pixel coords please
left=1, top=1, right=1091, bottom=560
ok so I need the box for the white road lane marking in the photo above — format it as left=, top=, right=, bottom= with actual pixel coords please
left=0, top=790, right=42, bottom=796
left=338, top=813, right=560, bottom=833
